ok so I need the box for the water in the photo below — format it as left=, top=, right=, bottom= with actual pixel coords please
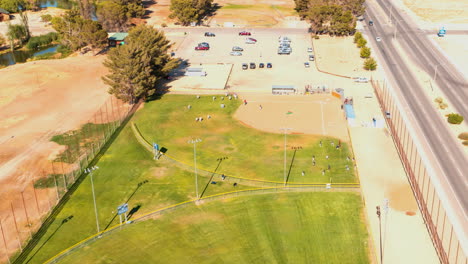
left=0, top=45, right=59, bottom=66
left=38, top=0, right=75, bottom=9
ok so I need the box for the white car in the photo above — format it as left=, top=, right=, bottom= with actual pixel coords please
left=304, top=62, right=310, bottom=68
left=230, top=51, right=242, bottom=56
left=376, top=37, right=382, bottom=42
left=245, top=38, right=257, bottom=44
left=307, top=48, right=313, bottom=53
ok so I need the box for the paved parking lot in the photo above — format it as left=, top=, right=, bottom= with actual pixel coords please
left=166, top=28, right=352, bottom=93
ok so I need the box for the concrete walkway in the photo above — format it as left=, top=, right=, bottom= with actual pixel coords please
left=345, top=81, right=440, bottom=264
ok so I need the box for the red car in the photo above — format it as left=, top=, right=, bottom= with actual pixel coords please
left=195, top=46, right=209, bottom=50
left=239, top=31, right=251, bottom=36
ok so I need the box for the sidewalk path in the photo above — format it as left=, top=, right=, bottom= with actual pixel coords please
left=346, top=81, right=439, bottom=264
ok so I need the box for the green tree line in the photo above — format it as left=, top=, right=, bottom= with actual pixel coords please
left=294, top=0, right=365, bottom=35
left=169, top=0, right=213, bottom=25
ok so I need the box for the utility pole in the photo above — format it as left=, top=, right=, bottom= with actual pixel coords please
left=433, top=63, right=445, bottom=82
left=376, top=206, right=383, bottom=264
left=280, top=128, right=291, bottom=186
left=87, top=166, right=100, bottom=234
left=188, top=138, right=202, bottom=199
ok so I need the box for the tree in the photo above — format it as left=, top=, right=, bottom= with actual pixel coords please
left=354, top=31, right=362, bottom=43
left=364, top=57, right=377, bottom=71
left=360, top=46, right=371, bottom=58
left=169, top=0, right=212, bottom=25
left=356, top=37, right=367, bottom=48
left=41, top=14, right=53, bottom=22
left=6, top=23, right=27, bottom=50
left=0, top=33, right=5, bottom=46
left=102, top=25, right=179, bottom=103
left=52, top=10, right=108, bottom=51
left=0, top=0, right=25, bottom=12
left=97, top=0, right=145, bottom=31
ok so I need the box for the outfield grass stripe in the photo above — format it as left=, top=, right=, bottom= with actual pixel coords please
left=131, top=122, right=360, bottom=187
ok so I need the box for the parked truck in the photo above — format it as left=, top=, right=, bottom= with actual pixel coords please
left=437, top=27, right=446, bottom=37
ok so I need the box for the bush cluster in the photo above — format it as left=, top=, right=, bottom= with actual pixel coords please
left=434, top=97, right=448, bottom=109
left=353, top=31, right=376, bottom=70
left=26, top=32, right=59, bottom=50
left=447, top=113, right=464, bottom=124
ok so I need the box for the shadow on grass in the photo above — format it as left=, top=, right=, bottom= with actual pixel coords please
left=103, top=180, right=148, bottom=230
left=285, top=149, right=298, bottom=185
left=199, top=157, right=228, bottom=198
left=12, top=101, right=142, bottom=264
left=24, top=216, right=74, bottom=264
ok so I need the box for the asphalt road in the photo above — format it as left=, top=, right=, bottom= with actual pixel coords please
left=363, top=1, right=468, bottom=215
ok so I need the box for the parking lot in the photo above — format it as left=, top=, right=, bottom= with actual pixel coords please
left=166, top=28, right=351, bottom=93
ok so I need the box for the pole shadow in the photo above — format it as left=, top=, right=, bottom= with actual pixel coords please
left=25, top=215, right=73, bottom=264
left=103, top=180, right=148, bottom=230
left=285, top=149, right=298, bottom=185
left=199, top=157, right=227, bottom=199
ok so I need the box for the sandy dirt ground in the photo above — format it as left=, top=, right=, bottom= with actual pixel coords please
left=0, top=8, right=64, bottom=38
left=168, top=63, right=232, bottom=90
left=314, top=31, right=440, bottom=263
left=145, top=0, right=307, bottom=28
left=312, top=35, right=372, bottom=79
left=400, top=0, right=468, bottom=25
left=234, top=94, right=349, bottom=140
left=0, top=55, right=110, bottom=190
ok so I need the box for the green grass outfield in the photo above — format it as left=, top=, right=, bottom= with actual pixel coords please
left=134, top=94, right=357, bottom=184
left=58, top=192, right=370, bottom=264
left=21, top=95, right=360, bottom=263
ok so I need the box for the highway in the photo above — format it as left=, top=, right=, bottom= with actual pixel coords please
left=363, top=0, right=468, bottom=215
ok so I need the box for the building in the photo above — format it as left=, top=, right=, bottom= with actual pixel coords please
left=108, top=33, right=128, bottom=47
left=0, top=8, right=10, bottom=22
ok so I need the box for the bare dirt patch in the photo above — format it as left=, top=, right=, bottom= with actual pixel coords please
left=234, top=94, right=349, bottom=140
left=151, top=167, right=169, bottom=179
left=0, top=8, right=65, bottom=37
left=401, top=0, right=468, bottom=24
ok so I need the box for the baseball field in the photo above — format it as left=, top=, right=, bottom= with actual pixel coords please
left=19, top=94, right=368, bottom=264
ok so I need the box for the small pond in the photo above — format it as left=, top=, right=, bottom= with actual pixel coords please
left=0, top=45, right=59, bottom=67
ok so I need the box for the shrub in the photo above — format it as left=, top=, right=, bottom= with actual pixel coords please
left=447, top=113, right=464, bottom=124
left=41, top=14, right=53, bottom=22
left=363, top=57, right=377, bottom=71
left=357, top=38, right=367, bottom=48
left=463, top=141, right=468, bottom=146
left=26, top=32, right=59, bottom=50
left=314, top=35, right=319, bottom=39
left=434, top=97, right=443, bottom=104
left=458, top=132, right=468, bottom=140
left=360, top=46, right=371, bottom=58
left=439, top=102, right=448, bottom=110
left=354, top=31, right=362, bottom=43
left=161, top=23, right=167, bottom=27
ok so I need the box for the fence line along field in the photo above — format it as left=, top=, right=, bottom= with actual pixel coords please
left=17, top=94, right=366, bottom=263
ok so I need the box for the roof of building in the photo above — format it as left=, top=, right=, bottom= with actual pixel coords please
left=108, top=32, right=128, bottom=41
left=0, top=8, right=10, bottom=14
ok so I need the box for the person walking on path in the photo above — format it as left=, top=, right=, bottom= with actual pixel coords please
left=244, top=99, right=247, bottom=105
left=259, top=105, right=262, bottom=110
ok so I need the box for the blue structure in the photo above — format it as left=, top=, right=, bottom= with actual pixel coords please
left=344, top=104, right=356, bottom=119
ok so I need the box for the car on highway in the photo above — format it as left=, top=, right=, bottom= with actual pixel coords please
left=259, top=63, right=265, bottom=68
left=267, top=62, right=272, bottom=68
left=245, top=38, right=257, bottom=44
left=307, top=48, right=313, bottom=52
left=369, top=20, right=374, bottom=26
left=376, top=37, right=382, bottom=42
left=232, top=46, right=243, bottom=51
left=204, top=32, right=215, bottom=37
left=239, top=31, right=251, bottom=36
left=309, top=55, right=315, bottom=61
left=249, top=62, right=256, bottom=69
left=195, top=46, right=209, bottom=50
left=242, top=63, right=248, bottom=70
left=230, top=51, right=242, bottom=56
left=304, top=62, right=310, bottom=68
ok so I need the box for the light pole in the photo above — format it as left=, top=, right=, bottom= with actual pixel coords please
left=280, top=128, right=291, bottom=186
left=376, top=206, right=383, bottom=264
left=188, top=138, right=202, bottom=199
left=86, top=166, right=100, bottom=234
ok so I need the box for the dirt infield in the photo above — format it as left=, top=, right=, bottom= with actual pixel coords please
left=234, top=94, right=349, bottom=140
